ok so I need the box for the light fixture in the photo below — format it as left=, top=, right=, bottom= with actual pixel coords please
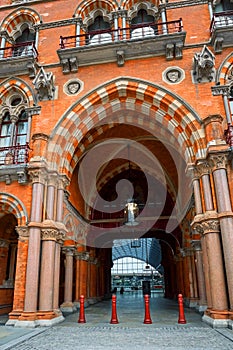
left=124, top=144, right=139, bottom=226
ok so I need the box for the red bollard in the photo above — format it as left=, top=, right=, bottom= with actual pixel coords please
left=178, top=293, right=187, bottom=324
left=143, top=294, right=152, bottom=324
left=110, top=294, right=119, bottom=324
left=78, top=295, right=86, bottom=323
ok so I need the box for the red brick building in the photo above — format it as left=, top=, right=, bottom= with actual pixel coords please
left=0, top=0, right=233, bottom=328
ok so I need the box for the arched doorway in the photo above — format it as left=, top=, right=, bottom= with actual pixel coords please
left=47, top=77, right=205, bottom=314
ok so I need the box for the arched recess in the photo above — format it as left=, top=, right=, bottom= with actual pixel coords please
left=0, top=194, right=28, bottom=314
left=216, top=52, right=233, bottom=85
left=47, top=77, right=206, bottom=176
left=0, top=77, right=36, bottom=107
left=74, top=0, right=118, bottom=20
left=0, top=193, right=28, bottom=226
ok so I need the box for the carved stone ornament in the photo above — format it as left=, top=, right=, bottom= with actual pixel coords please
left=41, top=228, right=59, bottom=241
left=192, top=45, right=215, bottom=83
left=192, top=219, right=220, bottom=235
left=211, top=85, right=230, bottom=97
left=116, top=50, right=125, bottom=67
left=15, top=226, right=29, bottom=241
left=196, top=161, right=211, bottom=176
left=33, top=67, right=55, bottom=101
left=64, top=80, right=82, bottom=96
left=208, top=154, right=228, bottom=171
left=163, top=66, right=184, bottom=85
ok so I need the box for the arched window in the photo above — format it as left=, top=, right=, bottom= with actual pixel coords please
left=0, top=108, right=29, bottom=165
left=15, top=110, right=28, bottom=146
left=87, top=16, right=112, bottom=45
left=13, top=26, right=36, bottom=57
left=0, top=113, right=11, bottom=148
left=131, top=9, right=157, bottom=39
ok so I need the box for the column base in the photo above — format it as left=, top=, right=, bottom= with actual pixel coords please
left=5, top=310, right=23, bottom=326
left=202, top=309, right=229, bottom=328
left=8, top=311, right=65, bottom=328
left=60, top=302, right=76, bottom=313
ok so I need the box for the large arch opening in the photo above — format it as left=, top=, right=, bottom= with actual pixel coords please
left=47, top=77, right=204, bottom=311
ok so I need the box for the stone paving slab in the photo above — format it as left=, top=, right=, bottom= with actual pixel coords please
left=5, top=325, right=233, bottom=350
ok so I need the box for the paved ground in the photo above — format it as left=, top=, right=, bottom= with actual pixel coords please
left=1, top=292, right=233, bottom=349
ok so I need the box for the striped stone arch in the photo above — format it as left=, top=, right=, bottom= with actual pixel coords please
left=120, top=0, right=159, bottom=10
left=75, top=0, right=118, bottom=19
left=0, top=193, right=28, bottom=226
left=217, top=52, right=233, bottom=85
left=0, top=8, right=41, bottom=36
left=0, top=77, right=36, bottom=106
left=47, top=77, right=206, bottom=177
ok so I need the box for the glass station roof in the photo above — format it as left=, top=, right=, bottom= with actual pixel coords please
left=112, top=238, right=161, bottom=269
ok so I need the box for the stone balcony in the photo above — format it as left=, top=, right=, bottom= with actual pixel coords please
left=210, top=11, right=233, bottom=53
left=0, top=41, right=38, bottom=78
left=0, top=143, right=30, bottom=184
left=57, top=19, right=186, bottom=73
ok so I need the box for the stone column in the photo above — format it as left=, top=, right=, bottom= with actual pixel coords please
left=192, top=240, right=207, bottom=312
left=79, top=252, right=89, bottom=300
left=210, top=154, right=233, bottom=312
left=89, top=258, right=97, bottom=304
left=74, top=252, right=81, bottom=307
left=18, top=169, right=46, bottom=326
left=60, top=247, right=76, bottom=312
left=38, top=228, right=57, bottom=313
left=194, top=217, right=228, bottom=326
left=53, top=176, right=67, bottom=313
left=160, top=4, right=168, bottom=34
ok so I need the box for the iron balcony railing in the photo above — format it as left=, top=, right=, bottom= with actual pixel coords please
left=0, top=143, right=30, bottom=165
left=59, top=19, right=183, bottom=49
left=210, top=10, right=233, bottom=32
left=0, top=41, right=38, bottom=59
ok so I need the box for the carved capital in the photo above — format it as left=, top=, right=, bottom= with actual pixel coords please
left=211, top=85, right=229, bottom=96
left=15, top=226, right=29, bottom=241
left=208, top=153, right=228, bottom=171
left=28, top=168, right=47, bottom=184
left=41, top=228, right=59, bottom=241
left=62, top=246, right=76, bottom=256
left=196, top=161, right=211, bottom=176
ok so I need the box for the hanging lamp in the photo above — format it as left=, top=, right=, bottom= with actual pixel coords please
left=124, top=144, right=139, bottom=226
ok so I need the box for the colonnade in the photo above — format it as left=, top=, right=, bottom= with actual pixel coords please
left=191, top=151, right=233, bottom=327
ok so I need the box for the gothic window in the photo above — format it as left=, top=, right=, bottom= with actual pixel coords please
left=0, top=113, right=12, bottom=148
left=87, top=15, right=112, bottom=45
left=0, top=100, right=29, bottom=165
left=131, top=9, right=157, bottom=39
left=13, top=26, right=36, bottom=57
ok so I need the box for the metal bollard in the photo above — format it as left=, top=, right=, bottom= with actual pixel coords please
left=178, top=293, right=187, bottom=324
left=143, top=294, right=152, bottom=324
left=110, top=294, right=119, bottom=324
left=78, top=295, right=86, bottom=323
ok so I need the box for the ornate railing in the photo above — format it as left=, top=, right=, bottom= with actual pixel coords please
left=210, top=11, right=233, bottom=32
left=0, top=41, right=38, bottom=59
left=59, top=19, right=183, bottom=49
left=0, top=143, right=30, bottom=165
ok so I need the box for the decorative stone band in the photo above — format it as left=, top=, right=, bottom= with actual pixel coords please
left=28, top=220, right=66, bottom=242
left=15, top=226, right=29, bottom=242
left=191, top=212, right=220, bottom=236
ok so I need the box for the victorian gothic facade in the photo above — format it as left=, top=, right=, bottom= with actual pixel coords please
left=0, top=0, right=233, bottom=329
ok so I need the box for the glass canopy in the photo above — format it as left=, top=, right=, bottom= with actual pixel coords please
left=112, top=238, right=161, bottom=270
